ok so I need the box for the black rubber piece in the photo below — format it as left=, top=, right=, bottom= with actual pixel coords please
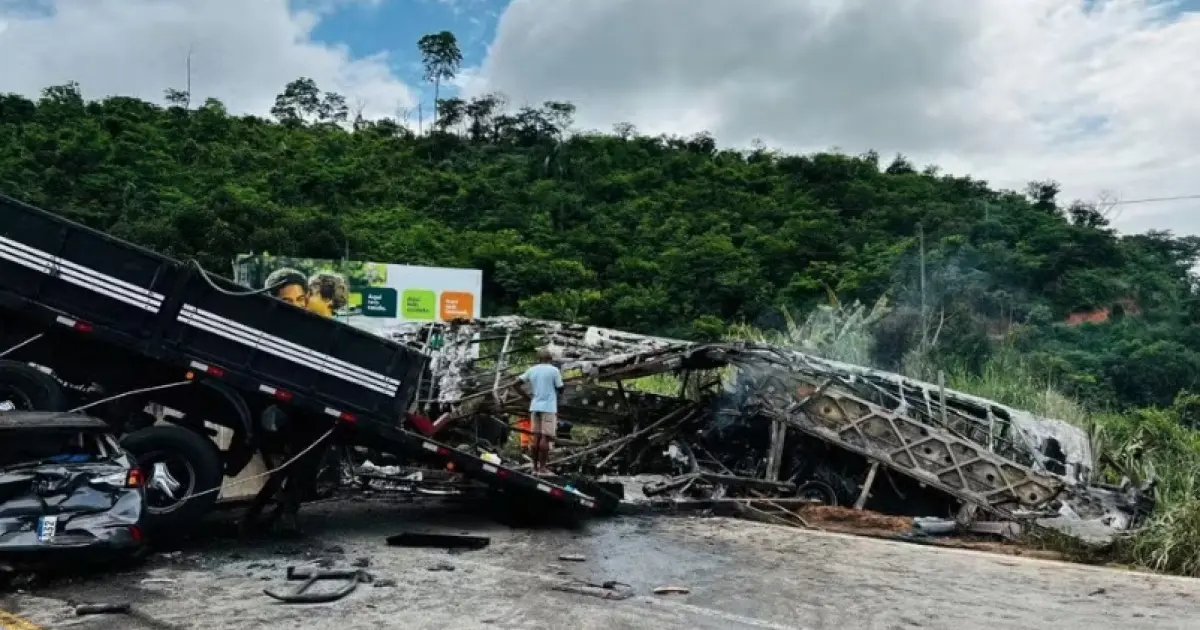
left=386, top=532, right=491, bottom=549
left=75, top=603, right=131, bottom=616
left=121, top=424, right=224, bottom=536
left=0, top=360, right=67, bottom=411
left=264, top=570, right=367, bottom=604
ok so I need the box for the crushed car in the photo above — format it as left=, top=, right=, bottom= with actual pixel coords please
left=0, top=412, right=146, bottom=569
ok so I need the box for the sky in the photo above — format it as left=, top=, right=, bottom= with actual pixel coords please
left=1, top=0, right=1199, bottom=235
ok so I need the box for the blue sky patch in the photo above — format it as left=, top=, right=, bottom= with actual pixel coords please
left=307, top=0, right=504, bottom=98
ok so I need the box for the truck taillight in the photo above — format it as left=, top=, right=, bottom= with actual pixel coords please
left=187, top=361, right=224, bottom=378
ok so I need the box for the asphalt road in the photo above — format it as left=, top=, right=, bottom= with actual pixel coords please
left=3, top=498, right=1198, bottom=630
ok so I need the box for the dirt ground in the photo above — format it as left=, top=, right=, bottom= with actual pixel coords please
left=3, top=497, right=1199, bottom=630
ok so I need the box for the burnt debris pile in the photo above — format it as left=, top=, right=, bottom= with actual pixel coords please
left=387, top=317, right=1153, bottom=545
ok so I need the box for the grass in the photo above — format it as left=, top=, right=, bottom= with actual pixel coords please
left=937, top=347, right=1092, bottom=429
left=1090, top=406, right=1200, bottom=576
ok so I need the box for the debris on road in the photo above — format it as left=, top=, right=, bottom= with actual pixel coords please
left=913, top=517, right=958, bottom=536
left=558, top=554, right=586, bottom=562
left=428, top=562, right=456, bottom=572
left=263, top=567, right=372, bottom=604
left=653, top=586, right=691, bottom=595
left=75, top=602, right=131, bottom=616
left=386, top=532, right=491, bottom=550
left=551, top=579, right=634, bottom=601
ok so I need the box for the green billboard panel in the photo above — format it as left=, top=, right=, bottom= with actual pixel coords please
left=361, top=287, right=397, bottom=318
left=401, top=289, right=436, bottom=320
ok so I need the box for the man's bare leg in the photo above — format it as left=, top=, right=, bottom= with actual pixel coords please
left=537, top=434, right=547, bottom=475
left=539, top=413, right=556, bottom=476
left=529, top=415, right=542, bottom=473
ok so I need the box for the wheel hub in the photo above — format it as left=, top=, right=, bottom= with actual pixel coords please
left=0, top=385, right=31, bottom=411
left=149, top=461, right=182, bottom=500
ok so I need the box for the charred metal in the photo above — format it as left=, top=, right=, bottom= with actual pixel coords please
left=389, top=317, right=1153, bottom=545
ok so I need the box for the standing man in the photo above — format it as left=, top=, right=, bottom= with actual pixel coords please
left=518, top=348, right=563, bottom=475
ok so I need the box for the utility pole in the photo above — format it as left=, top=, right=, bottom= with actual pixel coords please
left=918, top=222, right=927, bottom=351
left=185, top=46, right=193, bottom=109
left=172, top=45, right=194, bottom=110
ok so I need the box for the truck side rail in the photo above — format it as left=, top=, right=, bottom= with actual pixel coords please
left=0, top=192, right=424, bottom=421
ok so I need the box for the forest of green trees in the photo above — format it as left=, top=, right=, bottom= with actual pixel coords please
left=7, top=31, right=1200, bottom=573
left=2, top=31, right=1200, bottom=419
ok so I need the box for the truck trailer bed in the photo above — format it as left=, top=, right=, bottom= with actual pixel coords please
left=0, top=192, right=601, bottom=514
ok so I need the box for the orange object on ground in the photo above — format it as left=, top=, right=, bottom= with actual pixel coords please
left=517, top=416, right=532, bottom=448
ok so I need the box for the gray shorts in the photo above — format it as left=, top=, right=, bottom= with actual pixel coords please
left=530, top=412, right=557, bottom=437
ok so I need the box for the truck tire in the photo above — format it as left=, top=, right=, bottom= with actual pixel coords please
left=121, top=425, right=224, bottom=537
left=0, top=360, right=67, bottom=411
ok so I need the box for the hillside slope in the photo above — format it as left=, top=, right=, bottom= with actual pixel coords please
left=1, top=79, right=1198, bottom=408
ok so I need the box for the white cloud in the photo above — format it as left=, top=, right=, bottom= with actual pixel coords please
left=469, top=0, right=1200, bottom=235
left=0, top=0, right=415, bottom=120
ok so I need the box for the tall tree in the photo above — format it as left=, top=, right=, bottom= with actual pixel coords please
left=417, top=31, right=463, bottom=125
left=271, top=77, right=321, bottom=125
left=271, top=78, right=348, bottom=126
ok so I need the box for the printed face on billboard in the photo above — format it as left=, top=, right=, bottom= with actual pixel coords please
left=275, top=282, right=308, bottom=308
left=264, top=268, right=316, bottom=312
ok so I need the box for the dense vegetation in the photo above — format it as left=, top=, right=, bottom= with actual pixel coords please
left=4, top=30, right=1200, bottom=573
left=3, top=75, right=1198, bottom=411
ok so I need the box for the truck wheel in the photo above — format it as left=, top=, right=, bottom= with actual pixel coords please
left=121, top=425, right=224, bottom=537
left=0, top=360, right=67, bottom=411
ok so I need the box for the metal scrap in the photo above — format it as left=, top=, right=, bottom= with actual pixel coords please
left=263, top=566, right=372, bottom=604
left=551, top=579, right=634, bottom=601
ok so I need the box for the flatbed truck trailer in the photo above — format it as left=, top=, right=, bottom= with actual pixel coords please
left=0, top=192, right=601, bottom=535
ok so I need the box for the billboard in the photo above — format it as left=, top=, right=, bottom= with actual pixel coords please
left=231, top=254, right=482, bottom=336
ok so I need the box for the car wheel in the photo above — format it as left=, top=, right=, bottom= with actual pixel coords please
left=121, top=425, right=224, bottom=538
left=0, top=360, right=67, bottom=411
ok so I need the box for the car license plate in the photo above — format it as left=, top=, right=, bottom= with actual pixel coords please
left=36, top=515, right=58, bottom=543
